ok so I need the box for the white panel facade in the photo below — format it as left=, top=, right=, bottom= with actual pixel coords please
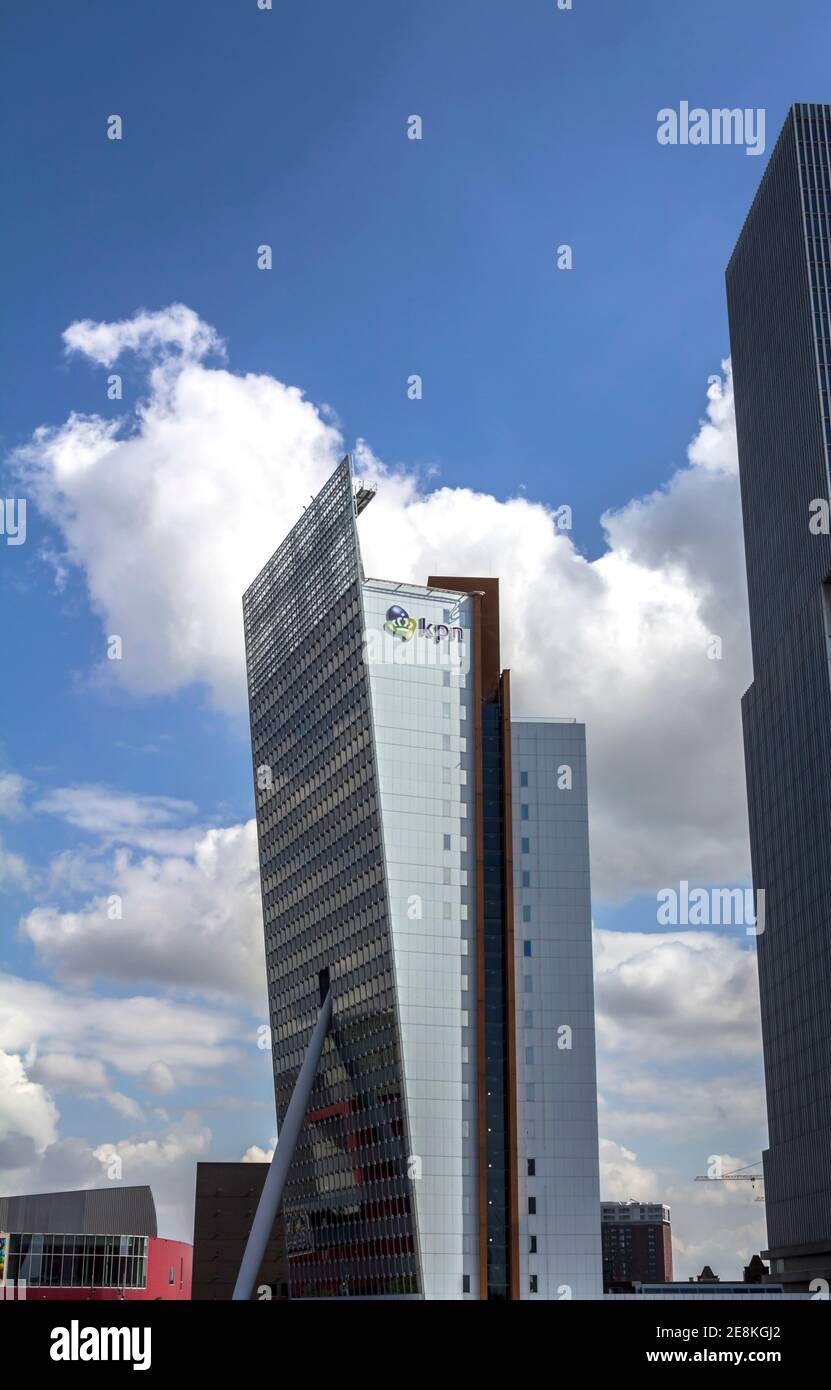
left=511, top=718, right=603, bottom=1301
left=363, top=580, right=479, bottom=1299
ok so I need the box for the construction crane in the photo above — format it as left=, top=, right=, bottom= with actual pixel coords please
left=694, top=1161, right=765, bottom=1201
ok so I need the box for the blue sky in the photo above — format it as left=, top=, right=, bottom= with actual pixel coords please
left=2, top=0, right=823, bottom=1275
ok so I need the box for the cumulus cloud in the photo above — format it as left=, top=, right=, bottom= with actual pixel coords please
left=0, top=1049, right=59, bottom=1172
left=94, top=1110, right=211, bottom=1175
left=62, top=303, right=224, bottom=368
left=599, top=1138, right=661, bottom=1201
left=11, top=305, right=752, bottom=900
left=594, top=929, right=763, bottom=1059
left=21, top=819, right=265, bottom=1001
left=0, top=1052, right=210, bottom=1240
left=241, top=1139, right=275, bottom=1164
left=0, top=973, right=247, bottom=1083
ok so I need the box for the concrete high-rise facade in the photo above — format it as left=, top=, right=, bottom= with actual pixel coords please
left=727, top=102, right=831, bottom=1288
left=243, top=457, right=601, bottom=1299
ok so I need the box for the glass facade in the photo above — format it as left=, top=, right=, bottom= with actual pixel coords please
left=481, top=701, right=511, bottom=1299
left=244, top=461, right=603, bottom=1298
left=4, top=1233, right=148, bottom=1288
left=243, top=459, right=420, bottom=1297
left=727, top=103, right=831, bottom=1274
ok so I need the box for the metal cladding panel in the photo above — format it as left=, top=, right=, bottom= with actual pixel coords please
left=0, top=1186, right=157, bottom=1237
left=243, top=458, right=421, bottom=1299
left=363, top=580, right=478, bottom=1299
left=511, top=720, right=602, bottom=1301
left=728, top=103, right=831, bottom=1265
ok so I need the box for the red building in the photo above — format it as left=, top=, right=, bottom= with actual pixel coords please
left=0, top=1186, right=191, bottom=1301
left=601, top=1202, right=673, bottom=1292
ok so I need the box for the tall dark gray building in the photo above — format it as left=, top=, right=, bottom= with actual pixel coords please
left=727, top=102, right=831, bottom=1288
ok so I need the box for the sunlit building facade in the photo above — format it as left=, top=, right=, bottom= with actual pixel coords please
left=243, top=457, right=602, bottom=1299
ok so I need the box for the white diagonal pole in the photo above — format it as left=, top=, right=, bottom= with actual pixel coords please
left=232, top=989, right=333, bottom=1301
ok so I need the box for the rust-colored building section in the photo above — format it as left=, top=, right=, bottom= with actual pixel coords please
left=428, top=576, right=520, bottom=1300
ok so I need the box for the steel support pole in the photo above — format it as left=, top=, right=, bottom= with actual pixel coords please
left=232, top=989, right=333, bottom=1301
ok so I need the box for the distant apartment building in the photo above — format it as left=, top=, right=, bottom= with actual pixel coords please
left=0, top=1187, right=191, bottom=1300
left=242, top=456, right=603, bottom=1299
left=601, top=1201, right=673, bottom=1290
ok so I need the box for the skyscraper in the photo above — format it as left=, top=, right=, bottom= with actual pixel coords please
left=243, top=457, right=602, bottom=1299
left=727, top=102, right=831, bottom=1288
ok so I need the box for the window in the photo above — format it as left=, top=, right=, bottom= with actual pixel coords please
left=522, top=906, right=531, bottom=923
left=527, top=1159, right=536, bottom=1177
left=530, top=1275, right=538, bottom=1294
left=528, top=1197, right=536, bottom=1216
left=520, top=771, right=528, bottom=787
left=169, top=1266, right=175, bottom=1285
left=443, top=834, right=451, bottom=850
left=462, top=1274, right=470, bottom=1294
left=529, top=1236, right=537, bottom=1254
left=521, top=837, right=530, bottom=854
left=523, top=940, right=532, bottom=957
left=521, top=804, right=529, bottom=821
left=522, top=871, right=530, bottom=888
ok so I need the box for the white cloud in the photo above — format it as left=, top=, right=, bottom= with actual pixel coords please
left=600, top=1070, right=765, bottom=1136
left=0, top=771, right=27, bottom=818
left=599, top=1138, right=660, bottom=1201
left=63, top=303, right=224, bottom=368
left=28, top=1051, right=109, bottom=1092
left=11, top=307, right=752, bottom=900
left=0, top=1049, right=59, bottom=1171
left=241, top=1140, right=275, bottom=1164
left=89, top=1090, right=146, bottom=1122
left=35, top=785, right=200, bottom=855
left=21, top=820, right=265, bottom=1001
left=0, top=838, right=28, bottom=891
left=594, top=928, right=762, bottom=1059
left=139, top=1061, right=177, bottom=1096
left=94, top=1111, right=210, bottom=1174
left=0, top=973, right=247, bottom=1083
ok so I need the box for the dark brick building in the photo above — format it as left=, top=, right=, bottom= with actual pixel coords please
left=192, top=1162, right=288, bottom=1300
left=601, top=1202, right=672, bottom=1292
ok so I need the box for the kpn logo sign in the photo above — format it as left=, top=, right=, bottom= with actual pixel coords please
left=385, top=604, right=417, bottom=642
left=384, top=604, right=464, bottom=645
left=365, top=602, right=468, bottom=671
